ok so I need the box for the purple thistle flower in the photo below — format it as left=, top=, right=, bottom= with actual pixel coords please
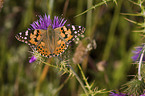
left=29, top=56, right=37, bottom=63
left=140, top=94, right=145, bottom=96
left=131, top=45, right=145, bottom=61
left=29, top=14, right=67, bottom=30
left=28, top=14, right=67, bottom=63
left=109, top=91, right=127, bottom=96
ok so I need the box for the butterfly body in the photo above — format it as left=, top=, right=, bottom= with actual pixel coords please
left=15, top=25, right=85, bottom=58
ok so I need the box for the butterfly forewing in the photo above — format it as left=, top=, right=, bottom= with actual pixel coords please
left=66, top=25, right=85, bottom=37
left=54, top=25, right=85, bottom=44
left=15, top=30, right=37, bottom=46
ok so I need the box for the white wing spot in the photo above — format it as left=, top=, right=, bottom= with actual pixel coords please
left=72, top=25, right=75, bottom=30
left=24, top=37, right=27, bottom=40
left=75, top=41, right=79, bottom=44
left=74, top=31, right=77, bottom=34
left=81, top=34, right=84, bottom=38
left=25, top=30, right=28, bottom=36
left=19, top=32, right=22, bottom=35
left=76, top=38, right=79, bottom=41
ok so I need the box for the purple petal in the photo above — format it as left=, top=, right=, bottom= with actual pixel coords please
left=59, top=18, right=66, bottom=26
left=109, top=92, right=126, bottom=96
left=29, top=56, right=37, bottom=63
left=59, top=18, right=64, bottom=26
left=131, top=46, right=144, bottom=61
left=140, top=91, right=145, bottom=96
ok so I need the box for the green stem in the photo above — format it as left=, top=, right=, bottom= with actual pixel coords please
left=77, top=64, right=93, bottom=96
left=48, top=0, right=54, bottom=16
left=42, top=61, right=58, bottom=68
left=102, top=0, right=123, bottom=60
left=69, top=65, right=88, bottom=95
left=138, top=46, right=145, bottom=81
left=86, top=0, right=92, bottom=37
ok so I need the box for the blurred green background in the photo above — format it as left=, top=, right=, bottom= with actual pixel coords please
left=0, top=0, right=141, bottom=96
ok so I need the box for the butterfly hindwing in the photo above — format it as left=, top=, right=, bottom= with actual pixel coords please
left=35, top=27, right=68, bottom=58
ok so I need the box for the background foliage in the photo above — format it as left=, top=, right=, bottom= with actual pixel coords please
left=0, top=0, right=143, bottom=96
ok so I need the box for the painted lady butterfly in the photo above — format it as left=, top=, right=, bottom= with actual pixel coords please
left=15, top=25, right=85, bottom=58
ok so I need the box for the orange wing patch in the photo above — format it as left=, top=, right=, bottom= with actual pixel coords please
left=54, top=40, right=67, bottom=55
left=36, top=43, right=51, bottom=57
left=60, top=26, right=73, bottom=42
left=29, top=33, right=37, bottom=45
left=65, top=29, right=73, bottom=41
left=29, top=30, right=42, bottom=46
left=37, top=35, right=41, bottom=41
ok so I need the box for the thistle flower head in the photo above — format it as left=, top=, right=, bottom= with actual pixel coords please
left=28, top=14, right=67, bottom=63
left=29, top=14, right=67, bottom=30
